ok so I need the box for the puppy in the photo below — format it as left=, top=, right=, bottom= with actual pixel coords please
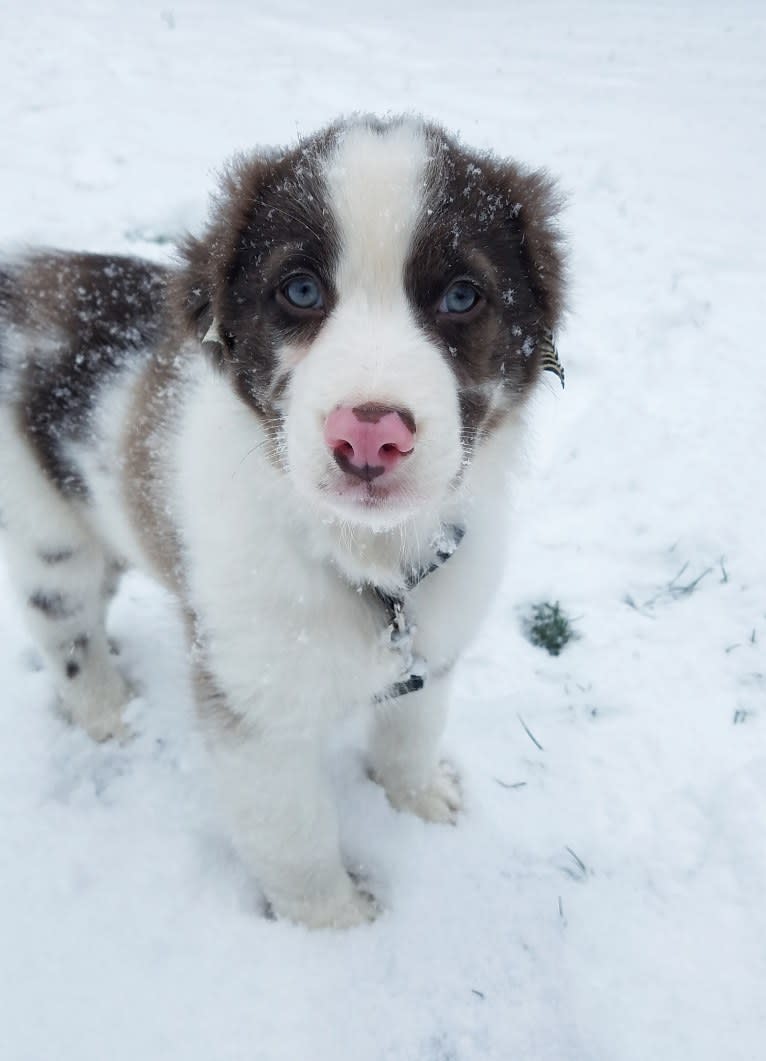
left=0, top=116, right=565, bottom=928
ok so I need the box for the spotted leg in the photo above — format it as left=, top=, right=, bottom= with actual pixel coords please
left=0, top=427, right=131, bottom=740
left=6, top=528, right=131, bottom=740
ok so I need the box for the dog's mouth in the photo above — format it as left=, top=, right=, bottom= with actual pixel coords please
left=317, top=472, right=422, bottom=523
left=323, top=477, right=411, bottom=505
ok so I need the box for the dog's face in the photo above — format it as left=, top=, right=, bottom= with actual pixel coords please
left=177, top=118, right=565, bottom=530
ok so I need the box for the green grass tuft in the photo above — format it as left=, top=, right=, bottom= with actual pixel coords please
left=523, top=601, right=578, bottom=656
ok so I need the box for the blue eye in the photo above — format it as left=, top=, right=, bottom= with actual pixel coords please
left=438, top=280, right=481, bottom=316
left=281, top=274, right=324, bottom=311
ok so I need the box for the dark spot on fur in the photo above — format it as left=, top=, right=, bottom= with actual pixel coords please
left=38, top=546, right=75, bottom=565
left=28, top=590, right=82, bottom=621
left=61, top=634, right=88, bottom=679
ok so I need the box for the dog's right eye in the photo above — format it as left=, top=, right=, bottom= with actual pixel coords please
left=279, top=274, right=325, bottom=313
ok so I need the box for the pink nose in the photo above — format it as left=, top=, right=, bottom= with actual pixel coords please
left=324, top=403, right=416, bottom=481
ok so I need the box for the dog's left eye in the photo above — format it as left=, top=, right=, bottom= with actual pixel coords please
left=281, top=274, right=325, bottom=311
left=438, top=280, right=482, bottom=317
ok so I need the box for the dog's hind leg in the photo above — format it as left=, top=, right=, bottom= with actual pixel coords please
left=0, top=417, right=131, bottom=741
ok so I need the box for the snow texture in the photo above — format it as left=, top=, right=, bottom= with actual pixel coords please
left=1, top=2, right=765, bottom=1059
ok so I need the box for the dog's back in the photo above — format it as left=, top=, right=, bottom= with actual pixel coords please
left=0, top=252, right=168, bottom=492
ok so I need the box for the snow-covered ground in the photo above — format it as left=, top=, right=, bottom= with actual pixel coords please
left=1, top=2, right=764, bottom=1058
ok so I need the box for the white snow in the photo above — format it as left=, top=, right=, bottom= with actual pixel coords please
left=1, top=2, right=765, bottom=1059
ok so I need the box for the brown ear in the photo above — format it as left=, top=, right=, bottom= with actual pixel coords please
left=172, top=231, right=217, bottom=346
left=170, top=155, right=264, bottom=357
left=510, top=166, right=567, bottom=334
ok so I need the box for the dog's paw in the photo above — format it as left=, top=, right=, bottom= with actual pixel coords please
left=270, top=876, right=381, bottom=930
left=84, top=704, right=132, bottom=744
left=385, top=760, right=463, bottom=824
left=62, top=698, right=132, bottom=743
left=58, top=675, right=135, bottom=744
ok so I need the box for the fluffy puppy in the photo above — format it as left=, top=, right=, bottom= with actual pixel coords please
left=0, top=116, right=565, bottom=928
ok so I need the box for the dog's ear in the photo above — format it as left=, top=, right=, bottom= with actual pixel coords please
left=507, top=165, right=567, bottom=336
left=172, top=230, right=219, bottom=353
left=492, top=162, right=567, bottom=388
left=171, top=156, right=264, bottom=362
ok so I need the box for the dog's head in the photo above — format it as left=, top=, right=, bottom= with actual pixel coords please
left=175, top=117, right=565, bottom=531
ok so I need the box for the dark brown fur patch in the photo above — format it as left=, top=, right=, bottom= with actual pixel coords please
left=405, top=126, right=566, bottom=451
left=1, top=253, right=168, bottom=493
left=172, top=129, right=341, bottom=438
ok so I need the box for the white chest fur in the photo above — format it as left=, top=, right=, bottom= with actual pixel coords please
left=172, top=364, right=515, bottom=729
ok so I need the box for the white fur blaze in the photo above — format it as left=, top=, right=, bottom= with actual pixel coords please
left=284, top=122, right=463, bottom=533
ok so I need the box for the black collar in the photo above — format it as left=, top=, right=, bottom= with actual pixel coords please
left=371, top=523, right=465, bottom=703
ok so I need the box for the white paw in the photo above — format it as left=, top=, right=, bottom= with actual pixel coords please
left=270, top=876, right=381, bottom=930
left=79, top=703, right=132, bottom=744
left=60, top=696, right=131, bottom=743
left=58, top=675, right=134, bottom=743
left=384, top=760, right=463, bottom=824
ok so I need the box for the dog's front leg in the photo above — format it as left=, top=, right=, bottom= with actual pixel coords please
left=369, top=672, right=463, bottom=824
left=195, top=666, right=378, bottom=929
